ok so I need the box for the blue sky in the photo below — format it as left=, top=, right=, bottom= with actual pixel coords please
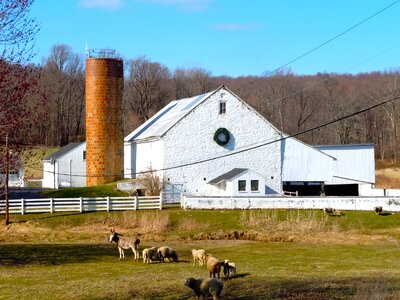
left=31, top=0, right=400, bottom=77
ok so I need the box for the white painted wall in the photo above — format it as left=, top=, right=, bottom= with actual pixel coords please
left=43, top=143, right=86, bottom=188
left=183, top=195, right=400, bottom=211
left=316, top=144, right=375, bottom=184
left=124, top=143, right=135, bottom=179
left=43, top=160, right=57, bottom=188
left=135, top=139, right=164, bottom=178
left=162, top=88, right=282, bottom=196
left=231, top=170, right=266, bottom=196
left=282, top=137, right=334, bottom=182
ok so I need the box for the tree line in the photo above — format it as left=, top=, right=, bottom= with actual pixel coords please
left=2, top=43, right=400, bottom=164
left=30, top=44, right=400, bottom=163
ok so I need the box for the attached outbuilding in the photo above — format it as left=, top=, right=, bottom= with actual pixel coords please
left=208, top=168, right=266, bottom=196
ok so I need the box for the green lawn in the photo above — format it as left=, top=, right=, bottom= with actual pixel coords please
left=1, top=209, right=400, bottom=299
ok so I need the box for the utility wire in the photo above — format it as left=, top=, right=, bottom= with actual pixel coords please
left=266, top=0, right=400, bottom=76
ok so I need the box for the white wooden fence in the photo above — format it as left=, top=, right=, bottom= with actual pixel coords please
left=0, top=195, right=163, bottom=215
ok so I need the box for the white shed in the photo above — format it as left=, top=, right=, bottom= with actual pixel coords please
left=42, top=142, right=86, bottom=189
left=0, top=155, right=24, bottom=187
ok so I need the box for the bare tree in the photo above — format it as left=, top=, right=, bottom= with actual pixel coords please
left=125, top=56, right=170, bottom=124
left=40, top=44, right=85, bottom=146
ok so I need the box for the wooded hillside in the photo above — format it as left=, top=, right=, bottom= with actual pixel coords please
left=11, top=45, right=400, bottom=163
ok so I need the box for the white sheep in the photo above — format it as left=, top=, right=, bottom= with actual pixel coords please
left=192, top=249, right=207, bottom=266
left=142, top=247, right=159, bottom=263
left=184, top=277, right=223, bottom=300
left=157, top=246, right=178, bottom=262
left=206, top=254, right=223, bottom=278
left=223, top=259, right=236, bottom=277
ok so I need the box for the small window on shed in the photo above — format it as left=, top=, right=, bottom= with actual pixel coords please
left=238, top=180, right=246, bottom=192
left=251, top=180, right=259, bottom=192
left=83, top=150, right=86, bottom=161
left=219, top=101, right=226, bottom=114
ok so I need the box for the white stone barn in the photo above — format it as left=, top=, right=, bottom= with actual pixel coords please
left=124, top=85, right=375, bottom=197
left=42, top=142, right=86, bottom=189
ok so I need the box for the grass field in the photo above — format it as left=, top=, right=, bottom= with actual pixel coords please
left=1, top=208, right=400, bottom=299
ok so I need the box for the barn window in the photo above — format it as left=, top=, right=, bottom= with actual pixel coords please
left=238, top=180, right=246, bottom=192
left=83, top=151, right=86, bottom=160
left=251, top=180, right=259, bottom=192
left=219, top=101, right=226, bottom=114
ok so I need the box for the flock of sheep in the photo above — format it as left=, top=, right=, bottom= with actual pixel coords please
left=109, top=229, right=236, bottom=299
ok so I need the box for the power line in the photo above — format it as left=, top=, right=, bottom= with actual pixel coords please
left=266, top=0, right=400, bottom=76
left=26, top=93, right=400, bottom=179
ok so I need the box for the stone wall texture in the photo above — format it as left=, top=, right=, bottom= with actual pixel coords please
left=86, top=58, right=124, bottom=186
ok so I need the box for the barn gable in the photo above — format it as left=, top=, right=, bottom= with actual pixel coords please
left=148, top=86, right=283, bottom=195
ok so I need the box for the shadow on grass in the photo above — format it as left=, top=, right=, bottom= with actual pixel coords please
left=0, top=243, right=120, bottom=266
left=11, top=211, right=97, bottom=223
left=223, top=273, right=251, bottom=280
left=222, top=276, right=400, bottom=300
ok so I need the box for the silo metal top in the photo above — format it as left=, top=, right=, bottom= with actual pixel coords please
left=86, top=48, right=120, bottom=59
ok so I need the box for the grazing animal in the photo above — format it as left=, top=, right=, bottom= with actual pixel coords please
left=109, top=229, right=140, bottom=261
left=323, top=207, right=342, bottom=216
left=157, top=246, right=178, bottom=262
left=206, top=254, right=223, bottom=278
left=374, top=206, right=383, bottom=215
left=192, top=249, right=207, bottom=266
left=184, top=277, right=223, bottom=300
left=223, top=260, right=236, bottom=277
left=142, top=247, right=159, bottom=263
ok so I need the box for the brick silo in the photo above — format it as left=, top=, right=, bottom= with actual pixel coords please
left=85, top=55, right=124, bottom=186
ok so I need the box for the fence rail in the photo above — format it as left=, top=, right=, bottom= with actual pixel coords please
left=0, top=195, right=163, bottom=215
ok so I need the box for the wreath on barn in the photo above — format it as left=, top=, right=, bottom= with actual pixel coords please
left=213, top=127, right=230, bottom=146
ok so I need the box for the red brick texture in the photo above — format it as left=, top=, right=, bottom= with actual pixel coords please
left=86, top=58, right=124, bottom=186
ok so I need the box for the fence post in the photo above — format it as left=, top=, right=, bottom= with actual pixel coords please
left=21, top=198, right=24, bottom=215
left=159, top=192, right=163, bottom=210
left=50, top=198, right=53, bottom=213
left=180, top=192, right=184, bottom=209
left=135, top=195, right=138, bottom=210
left=79, top=197, right=83, bottom=213
left=107, top=196, right=110, bottom=212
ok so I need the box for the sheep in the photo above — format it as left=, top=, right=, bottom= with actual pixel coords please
left=142, top=246, right=159, bottom=263
left=206, top=254, right=223, bottom=278
left=223, top=259, right=236, bottom=277
left=184, top=277, right=223, bottom=300
left=323, top=207, right=342, bottom=216
left=109, top=229, right=140, bottom=261
left=157, top=246, right=178, bottom=262
left=374, top=206, right=383, bottom=215
left=192, top=249, right=207, bottom=266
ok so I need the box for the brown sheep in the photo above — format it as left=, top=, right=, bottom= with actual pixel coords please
left=184, top=277, right=223, bottom=300
left=206, top=254, right=223, bottom=278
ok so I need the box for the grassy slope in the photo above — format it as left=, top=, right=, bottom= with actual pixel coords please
left=39, top=182, right=129, bottom=198
left=1, top=209, right=400, bottom=299
left=21, top=147, right=59, bottom=179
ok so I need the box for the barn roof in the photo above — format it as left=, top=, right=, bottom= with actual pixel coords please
left=208, top=168, right=248, bottom=184
left=124, top=90, right=213, bottom=142
left=43, top=142, right=84, bottom=161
